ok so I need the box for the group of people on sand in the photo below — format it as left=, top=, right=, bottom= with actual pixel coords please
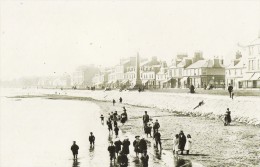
left=108, top=137, right=130, bottom=167
left=105, top=100, right=150, bottom=166
left=172, top=131, right=192, bottom=155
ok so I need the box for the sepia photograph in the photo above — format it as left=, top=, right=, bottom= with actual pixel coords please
left=0, top=0, right=260, bottom=167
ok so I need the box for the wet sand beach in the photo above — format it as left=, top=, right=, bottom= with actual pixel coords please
left=9, top=93, right=260, bottom=167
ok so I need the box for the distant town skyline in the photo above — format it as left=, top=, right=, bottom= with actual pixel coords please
left=1, top=0, right=260, bottom=80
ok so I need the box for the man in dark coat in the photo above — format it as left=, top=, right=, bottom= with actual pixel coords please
left=153, top=120, right=160, bottom=138
left=89, top=132, right=95, bottom=147
left=122, top=138, right=130, bottom=155
left=140, top=150, right=149, bottom=167
left=117, top=151, right=128, bottom=167
left=139, top=136, right=147, bottom=154
left=143, top=111, right=149, bottom=128
left=178, top=130, right=186, bottom=155
left=119, top=97, right=123, bottom=103
left=108, top=141, right=116, bottom=162
left=114, top=138, right=123, bottom=157
left=71, top=141, right=79, bottom=159
left=228, top=84, right=233, bottom=98
left=107, top=118, right=113, bottom=133
left=154, top=129, right=162, bottom=151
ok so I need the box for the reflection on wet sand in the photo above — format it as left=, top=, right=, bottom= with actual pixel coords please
left=88, top=145, right=95, bottom=160
left=173, top=156, right=192, bottom=167
left=72, top=159, right=80, bottom=167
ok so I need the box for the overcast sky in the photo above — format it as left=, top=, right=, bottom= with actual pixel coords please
left=1, top=0, right=260, bottom=80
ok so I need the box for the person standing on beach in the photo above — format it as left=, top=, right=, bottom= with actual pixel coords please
left=114, top=119, right=118, bottom=127
left=113, top=99, right=116, bottom=106
left=153, top=120, right=160, bottom=138
left=114, top=138, right=122, bottom=157
left=224, top=108, right=232, bottom=126
left=143, top=111, right=150, bottom=128
left=110, top=112, right=114, bottom=121
left=144, top=123, right=152, bottom=137
left=100, top=114, right=104, bottom=124
left=154, top=129, right=162, bottom=151
left=121, top=110, right=127, bottom=125
left=114, top=125, right=119, bottom=137
left=139, top=135, right=147, bottom=154
left=89, top=132, right=95, bottom=147
left=122, top=137, right=130, bottom=155
left=133, top=136, right=141, bottom=157
left=190, top=84, right=195, bottom=93
left=122, top=107, right=128, bottom=120
left=140, top=150, right=149, bottom=167
left=71, top=141, right=79, bottom=160
left=108, top=141, right=116, bottom=162
left=119, top=97, right=123, bottom=103
left=228, top=84, right=233, bottom=98
left=107, top=118, right=113, bottom=133
left=178, top=130, right=186, bottom=155
left=185, top=134, right=192, bottom=155
left=172, top=134, right=179, bottom=155
left=113, top=111, right=118, bottom=121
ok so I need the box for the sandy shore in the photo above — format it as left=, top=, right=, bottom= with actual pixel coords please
left=11, top=94, right=260, bottom=167
left=93, top=99, right=260, bottom=167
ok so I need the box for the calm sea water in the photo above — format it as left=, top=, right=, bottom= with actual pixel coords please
left=0, top=89, right=110, bottom=167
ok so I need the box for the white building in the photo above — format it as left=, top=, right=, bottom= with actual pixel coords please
left=240, top=35, right=260, bottom=88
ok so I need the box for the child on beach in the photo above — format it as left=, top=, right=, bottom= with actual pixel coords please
left=144, top=123, right=152, bottom=138
left=89, top=132, right=95, bottom=147
left=108, top=141, right=116, bottom=162
left=100, top=114, right=104, bottom=124
left=185, top=134, right=192, bottom=155
left=114, top=125, right=119, bottom=137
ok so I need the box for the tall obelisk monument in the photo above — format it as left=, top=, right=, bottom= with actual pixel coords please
left=134, top=52, right=142, bottom=89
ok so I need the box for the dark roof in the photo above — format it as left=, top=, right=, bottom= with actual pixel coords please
left=186, top=60, right=224, bottom=69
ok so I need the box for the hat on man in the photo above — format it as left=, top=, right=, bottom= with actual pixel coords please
left=135, top=135, right=140, bottom=139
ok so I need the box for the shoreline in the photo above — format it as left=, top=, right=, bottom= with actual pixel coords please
left=8, top=94, right=260, bottom=167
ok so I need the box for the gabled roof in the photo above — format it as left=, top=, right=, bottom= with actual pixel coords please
left=186, top=60, right=212, bottom=69
left=226, top=60, right=246, bottom=69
